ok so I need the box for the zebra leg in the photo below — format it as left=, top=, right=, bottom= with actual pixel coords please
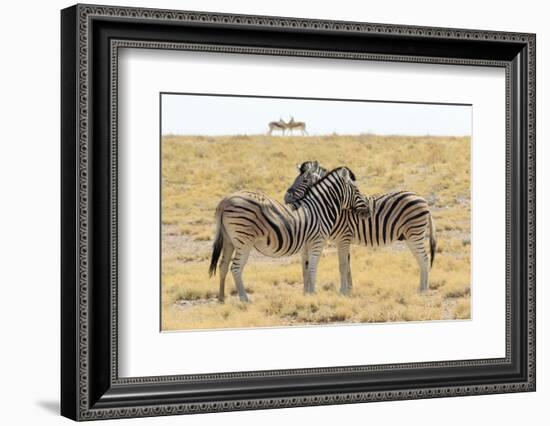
left=406, top=239, right=429, bottom=292
left=301, top=247, right=311, bottom=293
left=337, top=241, right=352, bottom=295
left=347, top=252, right=353, bottom=292
left=218, top=239, right=234, bottom=302
left=230, top=247, right=251, bottom=302
left=306, top=243, right=324, bottom=294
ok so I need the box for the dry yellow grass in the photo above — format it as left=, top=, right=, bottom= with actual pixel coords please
left=161, top=134, right=471, bottom=331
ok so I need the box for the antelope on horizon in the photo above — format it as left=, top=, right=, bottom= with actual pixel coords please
left=267, top=118, right=288, bottom=135
left=286, top=116, right=308, bottom=135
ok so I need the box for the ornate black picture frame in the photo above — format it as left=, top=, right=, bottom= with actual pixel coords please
left=61, top=4, right=536, bottom=421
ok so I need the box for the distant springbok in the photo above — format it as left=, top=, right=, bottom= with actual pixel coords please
left=267, top=118, right=288, bottom=135
left=286, top=116, right=308, bottom=135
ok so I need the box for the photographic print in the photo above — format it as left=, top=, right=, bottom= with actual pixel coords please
left=161, top=93, right=472, bottom=331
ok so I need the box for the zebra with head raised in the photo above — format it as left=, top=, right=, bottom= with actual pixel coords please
left=285, top=161, right=436, bottom=295
left=209, top=167, right=369, bottom=302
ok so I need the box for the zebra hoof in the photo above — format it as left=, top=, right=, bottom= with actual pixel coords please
left=339, top=286, right=351, bottom=296
left=239, top=295, right=250, bottom=303
left=218, top=296, right=225, bottom=303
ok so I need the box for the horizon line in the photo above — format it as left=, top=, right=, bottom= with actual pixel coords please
left=161, top=132, right=472, bottom=138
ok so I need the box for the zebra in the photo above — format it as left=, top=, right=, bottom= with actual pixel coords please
left=267, top=118, right=288, bottom=135
left=284, top=161, right=436, bottom=294
left=209, top=167, right=370, bottom=302
left=286, top=116, right=308, bottom=135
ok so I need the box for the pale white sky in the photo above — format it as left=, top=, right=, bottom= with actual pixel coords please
left=161, top=93, right=471, bottom=136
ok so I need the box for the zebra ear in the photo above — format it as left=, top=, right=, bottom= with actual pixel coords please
left=298, top=161, right=312, bottom=173
left=338, top=166, right=355, bottom=181
left=344, top=167, right=356, bottom=181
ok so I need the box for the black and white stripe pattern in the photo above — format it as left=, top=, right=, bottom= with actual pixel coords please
left=285, top=162, right=437, bottom=294
left=209, top=167, right=369, bottom=302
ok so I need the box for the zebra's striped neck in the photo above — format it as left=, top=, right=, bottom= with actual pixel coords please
left=294, top=176, right=345, bottom=218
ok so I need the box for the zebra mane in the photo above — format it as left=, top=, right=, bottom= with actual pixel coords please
left=344, top=167, right=356, bottom=181
left=296, top=166, right=355, bottom=201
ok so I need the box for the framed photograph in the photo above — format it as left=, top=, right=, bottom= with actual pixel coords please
left=61, top=4, right=536, bottom=421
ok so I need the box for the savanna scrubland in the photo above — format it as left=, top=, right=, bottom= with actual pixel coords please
left=161, top=134, right=471, bottom=331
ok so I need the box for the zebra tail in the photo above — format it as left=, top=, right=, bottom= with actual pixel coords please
left=209, top=205, right=224, bottom=277
left=429, top=212, right=437, bottom=268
